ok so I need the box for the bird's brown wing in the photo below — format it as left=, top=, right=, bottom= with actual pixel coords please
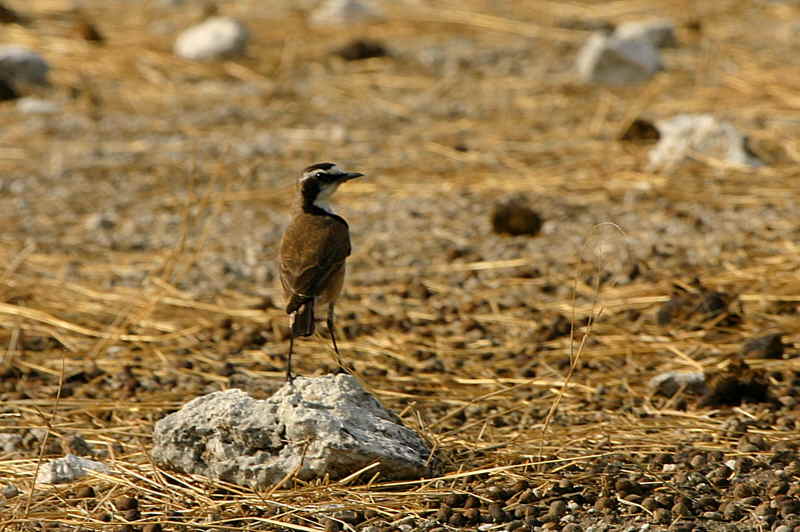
left=279, top=213, right=351, bottom=314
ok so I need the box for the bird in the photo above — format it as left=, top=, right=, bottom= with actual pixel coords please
left=278, top=162, right=364, bottom=382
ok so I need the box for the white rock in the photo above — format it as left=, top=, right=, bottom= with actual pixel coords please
left=0, top=433, right=22, bottom=453
left=310, top=0, right=383, bottom=27
left=0, top=46, right=49, bottom=86
left=577, top=33, right=662, bottom=85
left=615, top=18, right=677, bottom=48
left=648, top=114, right=762, bottom=170
left=152, top=374, right=431, bottom=488
left=174, top=17, right=248, bottom=61
left=649, top=370, right=707, bottom=397
left=16, top=97, right=60, bottom=114
left=35, top=454, right=111, bottom=484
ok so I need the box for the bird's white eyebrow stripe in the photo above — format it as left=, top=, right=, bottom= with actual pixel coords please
left=300, top=164, right=346, bottom=181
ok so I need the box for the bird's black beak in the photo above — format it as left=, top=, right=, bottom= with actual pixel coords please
left=342, top=172, right=364, bottom=181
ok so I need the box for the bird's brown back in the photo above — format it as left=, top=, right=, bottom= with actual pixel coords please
left=279, top=209, right=351, bottom=313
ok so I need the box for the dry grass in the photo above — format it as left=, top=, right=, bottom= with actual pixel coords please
left=1, top=0, right=800, bottom=530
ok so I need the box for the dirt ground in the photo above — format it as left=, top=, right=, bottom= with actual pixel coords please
left=1, top=0, right=800, bottom=530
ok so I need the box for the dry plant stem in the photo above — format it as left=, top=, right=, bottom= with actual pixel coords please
left=537, top=275, right=600, bottom=465
left=24, top=351, right=66, bottom=518
left=0, top=241, right=36, bottom=288
left=265, top=440, right=310, bottom=498
left=537, top=223, right=627, bottom=464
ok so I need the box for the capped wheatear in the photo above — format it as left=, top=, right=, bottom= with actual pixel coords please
left=278, top=162, right=363, bottom=381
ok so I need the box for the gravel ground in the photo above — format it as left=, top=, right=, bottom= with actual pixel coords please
left=1, top=0, right=800, bottom=530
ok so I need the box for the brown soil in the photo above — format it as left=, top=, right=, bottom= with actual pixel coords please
left=1, top=0, right=800, bottom=531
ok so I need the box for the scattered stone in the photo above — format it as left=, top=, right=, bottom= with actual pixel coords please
left=741, top=333, right=784, bottom=359
left=672, top=500, right=692, bottom=517
left=333, top=509, right=360, bottom=524
left=0, top=2, right=26, bottom=25
left=65, top=434, right=93, bottom=456
left=0, top=433, right=22, bottom=453
left=463, top=507, right=480, bottom=523
left=35, top=454, right=112, bottom=484
left=491, top=198, right=543, bottom=237
left=334, top=38, right=388, bottom=61
left=619, top=118, right=660, bottom=142
left=0, top=45, right=49, bottom=86
left=577, top=33, right=662, bottom=85
left=0, top=78, right=17, bottom=100
left=2, top=483, right=19, bottom=498
left=488, top=502, right=506, bottom=522
left=152, top=374, right=431, bottom=488
left=114, top=495, right=138, bottom=511
left=16, top=97, right=60, bottom=114
left=615, top=18, right=677, bottom=48
left=722, top=501, right=742, bottom=521
left=649, top=371, right=707, bottom=398
left=174, top=17, right=248, bottom=61
left=443, top=493, right=466, bottom=507
left=700, top=360, right=769, bottom=407
left=323, top=517, right=341, bottom=532
left=75, top=486, right=95, bottom=498
left=75, top=19, right=105, bottom=44
left=653, top=508, right=671, bottom=523
left=310, top=0, right=383, bottom=27
left=648, top=114, right=762, bottom=170
left=656, top=284, right=735, bottom=327
left=548, top=499, right=567, bottom=518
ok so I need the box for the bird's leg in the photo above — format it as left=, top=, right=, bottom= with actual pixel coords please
left=328, top=302, right=348, bottom=374
left=286, top=319, right=295, bottom=383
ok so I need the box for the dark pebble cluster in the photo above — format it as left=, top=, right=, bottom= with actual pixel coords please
left=307, top=442, right=800, bottom=531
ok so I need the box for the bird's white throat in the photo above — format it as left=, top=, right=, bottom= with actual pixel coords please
left=313, top=184, right=339, bottom=214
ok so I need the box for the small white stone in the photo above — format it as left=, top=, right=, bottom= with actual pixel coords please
left=174, top=17, right=248, bottom=61
left=0, top=46, right=49, bottom=86
left=649, top=370, right=707, bottom=397
left=577, top=33, right=662, bottom=85
left=310, top=0, right=383, bottom=27
left=567, top=500, right=580, bottom=511
left=35, top=454, right=111, bottom=484
left=0, top=433, right=22, bottom=453
left=16, top=97, right=60, bottom=114
left=615, top=19, right=677, bottom=48
left=648, top=114, right=762, bottom=170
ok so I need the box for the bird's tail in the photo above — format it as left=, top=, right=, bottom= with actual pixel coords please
left=291, top=299, right=315, bottom=337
